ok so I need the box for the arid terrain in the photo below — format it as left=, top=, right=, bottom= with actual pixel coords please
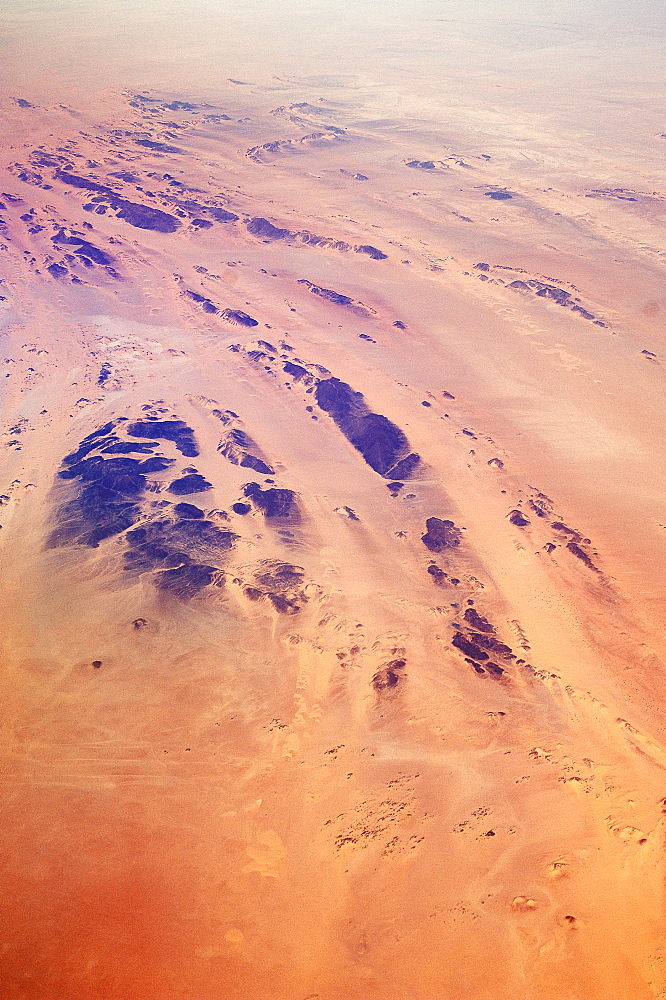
left=0, top=3, right=665, bottom=998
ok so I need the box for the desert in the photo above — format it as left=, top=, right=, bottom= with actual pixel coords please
left=0, top=2, right=665, bottom=997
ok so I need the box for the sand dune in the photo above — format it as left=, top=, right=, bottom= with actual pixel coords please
left=0, top=26, right=665, bottom=999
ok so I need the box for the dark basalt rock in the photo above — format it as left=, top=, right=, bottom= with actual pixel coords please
left=407, top=160, right=436, bottom=169
left=283, top=361, right=308, bottom=380
left=62, top=422, right=116, bottom=464
left=51, top=496, right=141, bottom=548
left=127, top=419, right=199, bottom=457
left=385, top=452, right=420, bottom=479
left=551, top=521, right=578, bottom=535
left=254, top=561, right=304, bottom=592
left=268, top=593, right=301, bottom=614
left=427, top=564, right=447, bottom=585
left=566, top=542, right=598, bottom=571
left=240, top=454, right=273, bottom=474
left=243, top=482, right=299, bottom=520
left=372, top=667, right=402, bottom=690
left=102, top=440, right=158, bottom=454
left=355, top=245, right=388, bottom=260
left=138, top=456, right=176, bottom=473
left=528, top=499, right=549, bottom=518
left=315, top=377, right=418, bottom=478
left=485, top=191, right=513, bottom=200
left=50, top=448, right=148, bottom=548
left=192, top=218, right=213, bottom=228
left=315, top=377, right=360, bottom=418
left=156, top=561, right=219, bottom=597
left=372, top=658, right=406, bottom=691
left=509, top=510, right=530, bottom=527
left=421, top=517, right=462, bottom=552
left=509, top=279, right=529, bottom=290
left=58, top=455, right=145, bottom=489
left=173, top=503, right=204, bottom=519
left=463, top=608, right=495, bottom=633
left=126, top=518, right=235, bottom=558
left=108, top=170, right=139, bottom=182
left=535, top=285, right=570, bottom=304
left=222, top=308, right=258, bottom=327
left=485, top=661, right=504, bottom=676
left=168, top=473, right=212, bottom=495
left=218, top=427, right=274, bottom=475
left=54, top=169, right=108, bottom=194
left=52, top=231, right=114, bottom=266
left=232, top=501, right=251, bottom=515
left=246, top=217, right=292, bottom=240
left=298, top=281, right=355, bottom=308
left=185, top=289, right=210, bottom=303
left=466, top=632, right=514, bottom=658
left=123, top=515, right=236, bottom=597
left=53, top=170, right=181, bottom=232
left=347, top=413, right=410, bottom=476
left=571, top=304, right=595, bottom=320
left=134, top=139, right=184, bottom=154
left=204, top=206, right=239, bottom=223
left=452, top=633, right=489, bottom=660
left=97, top=364, right=112, bottom=386
left=47, top=263, right=68, bottom=278
left=474, top=263, right=490, bottom=271
left=115, top=199, right=180, bottom=232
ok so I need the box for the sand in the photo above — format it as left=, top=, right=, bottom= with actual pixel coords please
left=0, top=3, right=665, bottom=997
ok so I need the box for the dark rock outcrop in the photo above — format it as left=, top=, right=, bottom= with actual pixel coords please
left=53, top=169, right=181, bottom=232
left=127, top=419, right=199, bottom=457
left=567, top=542, right=598, bottom=571
left=452, top=633, right=489, bottom=660
left=463, top=608, right=495, bottom=633
left=246, top=217, right=292, bottom=240
left=168, top=473, right=212, bottom=495
left=421, top=517, right=462, bottom=552
left=315, top=377, right=419, bottom=479
left=243, top=482, right=299, bottom=520
left=355, top=245, right=387, bottom=260
left=298, top=280, right=355, bottom=309
left=221, top=308, right=258, bottom=327
left=218, top=428, right=274, bottom=476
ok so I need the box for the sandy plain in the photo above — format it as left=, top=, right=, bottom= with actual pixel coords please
left=0, top=2, right=665, bottom=998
